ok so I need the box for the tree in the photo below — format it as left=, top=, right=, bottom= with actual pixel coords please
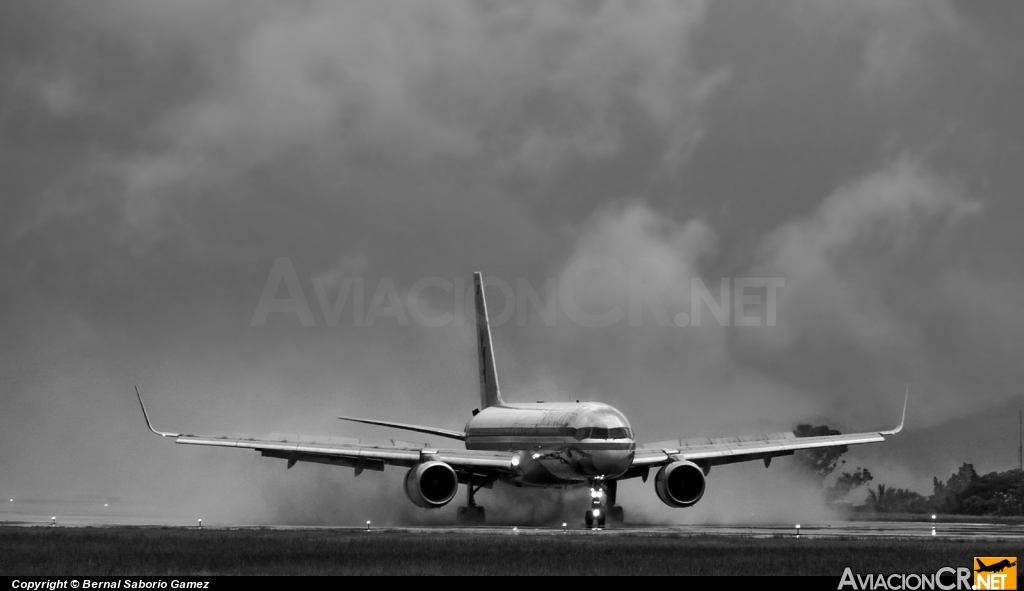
left=932, top=463, right=979, bottom=513
left=827, top=467, right=873, bottom=502
left=869, top=484, right=929, bottom=513
left=793, top=424, right=847, bottom=483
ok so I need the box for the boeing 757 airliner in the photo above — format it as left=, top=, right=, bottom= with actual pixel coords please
left=136, top=272, right=906, bottom=526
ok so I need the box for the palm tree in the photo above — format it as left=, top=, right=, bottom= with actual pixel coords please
left=868, top=484, right=888, bottom=512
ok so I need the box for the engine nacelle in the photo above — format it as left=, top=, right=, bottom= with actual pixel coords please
left=404, top=461, right=459, bottom=509
left=654, top=460, right=707, bottom=508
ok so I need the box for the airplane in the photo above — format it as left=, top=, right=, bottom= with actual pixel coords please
left=976, top=559, right=1017, bottom=574
left=136, top=271, right=907, bottom=527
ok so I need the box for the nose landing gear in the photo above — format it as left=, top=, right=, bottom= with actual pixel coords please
left=584, top=480, right=624, bottom=528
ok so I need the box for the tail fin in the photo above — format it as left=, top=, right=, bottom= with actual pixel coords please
left=473, top=272, right=504, bottom=409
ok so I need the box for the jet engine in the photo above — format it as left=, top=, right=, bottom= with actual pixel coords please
left=404, top=461, right=459, bottom=508
left=654, top=460, right=706, bottom=508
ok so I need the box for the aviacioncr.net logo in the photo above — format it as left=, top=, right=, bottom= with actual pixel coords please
left=974, top=557, right=1017, bottom=590
left=838, top=559, right=1018, bottom=591
left=839, top=567, right=972, bottom=590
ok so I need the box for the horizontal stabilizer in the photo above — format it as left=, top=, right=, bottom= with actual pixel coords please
left=337, top=416, right=466, bottom=441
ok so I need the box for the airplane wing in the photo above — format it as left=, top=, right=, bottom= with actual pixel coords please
left=631, top=390, right=907, bottom=470
left=135, top=388, right=514, bottom=475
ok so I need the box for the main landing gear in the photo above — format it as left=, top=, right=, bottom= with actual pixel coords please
left=584, top=479, right=624, bottom=528
left=456, top=475, right=486, bottom=525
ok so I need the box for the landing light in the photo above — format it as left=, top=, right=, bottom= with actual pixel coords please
left=593, top=509, right=601, bottom=517
left=531, top=453, right=540, bottom=460
left=511, top=455, right=520, bottom=467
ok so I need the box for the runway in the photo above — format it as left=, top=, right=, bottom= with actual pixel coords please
left=4, top=515, right=1023, bottom=540
left=252, top=521, right=1024, bottom=540
left=359, top=521, right=1024, bottom=540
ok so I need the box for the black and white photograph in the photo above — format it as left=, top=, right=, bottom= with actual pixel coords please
left=2, top=0, right=1023, bottom=581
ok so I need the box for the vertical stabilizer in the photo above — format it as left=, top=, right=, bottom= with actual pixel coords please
left=473, top=272, right=504, bottom=408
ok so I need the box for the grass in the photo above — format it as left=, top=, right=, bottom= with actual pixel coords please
left=2, top=526, right=1019, bottom=575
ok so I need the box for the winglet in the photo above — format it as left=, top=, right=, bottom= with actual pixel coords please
left=880, top=385, right=909, bottom=436
left=135, top=386, right=181, bottom=438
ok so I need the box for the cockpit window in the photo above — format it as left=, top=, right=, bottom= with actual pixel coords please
left=608, top=427, right=631, bottom=439
left=574, top=427, right=633, bottom=440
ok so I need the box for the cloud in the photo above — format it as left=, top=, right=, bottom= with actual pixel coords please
left=73, top=0, right=725, bottom=214
left=541, top=157, right=982, bottom=440
left=542, top=203, right=815, bottom=440
left=552, top=202, right=722, bottom=359
left=752, top=156, right=979, bottom=350
left=787, top=0, right=965, bottom=91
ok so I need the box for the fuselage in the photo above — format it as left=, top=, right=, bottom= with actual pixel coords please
left=464, top=402, right=635, bottom=486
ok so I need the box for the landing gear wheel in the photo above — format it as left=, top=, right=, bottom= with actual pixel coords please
left=457, top=506, right=486, bottom=525
left=585, top=509, right=605, bottom=528
left=609, top=506, right=624, bottom=524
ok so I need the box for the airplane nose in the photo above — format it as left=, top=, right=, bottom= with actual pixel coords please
left=591, top=449, right=633, bottom=477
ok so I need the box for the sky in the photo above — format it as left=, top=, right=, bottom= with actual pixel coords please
left=2, top=0, right=1023, bottom=526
